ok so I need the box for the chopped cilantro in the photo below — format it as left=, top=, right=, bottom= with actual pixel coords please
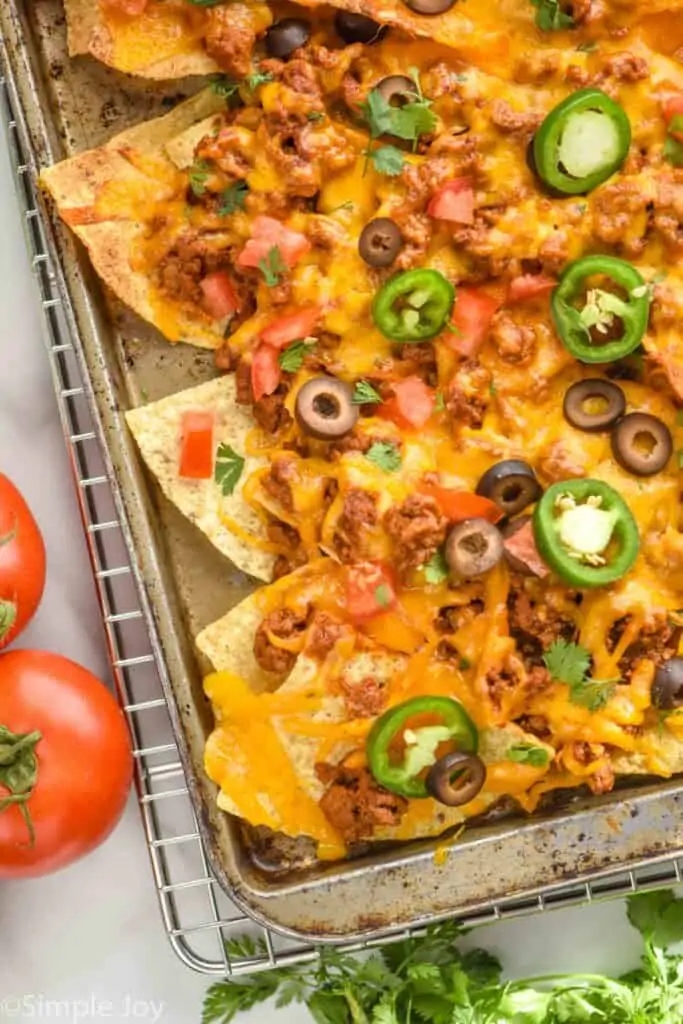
left=375, top=583, right=392, bottom=608
left=218, top=181, right=249, bottom=216
left=664, top=132, right=683, bottom=167
left=278, top=340, right=316, bottom=373
left=364, top=144, right=405, bottom=176
left=543, top=639, right=618, bottom=711
left=365, top=442, right=402, bottom=473
left=507, top=743, right=550, bottom=768
left=576, top=40, right=598, bottom=52
left=208, top=74, right=240, bottom=99
left=423, top=549, right=449, bottom=584
left=245, top=69, right=274, bottom=92
left=360, top=72, right=437, bottom=148
left=307, top=111, right=325, bottom=122
left=258, top=245, right=287, bottom=287
left=434, top=391, right=446, bottom=412
left=352, top=380, right=382, bottom=405
left=530, top=0, right=575, bottom=30
left=214, top=443, right=245, bottom=496
left=188, top=159, right=211, bottom=197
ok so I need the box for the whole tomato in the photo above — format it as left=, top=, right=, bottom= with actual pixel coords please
left=0, top=650, right=133, bottom=878
left=0, top=475, right=46, bottom=650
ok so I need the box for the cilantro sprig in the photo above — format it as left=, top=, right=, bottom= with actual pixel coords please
left=543, top=639, right=619, bottom=710
left=278, top=340, right=316, bottom=373
left=352, top=380, right=382, bottom=405
left=360, top=69, right=437, bottom=150
left=203, top=890, right=683, bottom=1024
left=214, top=443, right=245, bottom=496
left=531, top=0, right=575, bottom=30
left=188, top=159, right=211, bottom=197
left=365, top=441, right=402, bottom=473
left=507, top=743, right=550, bottom=768
left=258, top=246, right=287, bottom=287
left=423, top=549, right=449, bottom=584
left=218, top=181, right=249, bottom=216
left=363, top=144, right=405, bottom=177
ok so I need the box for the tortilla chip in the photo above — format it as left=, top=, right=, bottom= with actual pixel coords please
left=126, top=375, right=275, bottom=582
left=40, top=90, right=227, bottom=350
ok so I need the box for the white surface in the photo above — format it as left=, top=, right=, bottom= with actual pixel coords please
left=0, top=122, right=649, bottom=1023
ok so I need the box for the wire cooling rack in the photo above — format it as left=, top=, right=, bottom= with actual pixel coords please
left=3, top=42, right=683, bottom=980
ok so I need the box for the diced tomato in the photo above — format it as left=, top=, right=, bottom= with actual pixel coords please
left=345, top=562, right=397, bottom=621
left=237, top=216, right=310, bottom=270
left=251, top=344, right=281, bottom=402
left=664, top=96, right=683, bottom=140
left=199, top=271, right=240, bottom=320
left=507, top=274, right=556, bottom=303
left=419, top=484, right=504, bottom=524
left=503, top=520, right=549, bottom=578
left=445, top=287, right=500, bottom=356
left=101, top=0, right=149, bottom=13
left=179, top=411, right=215, bottom=480
left=260, top=306, right=321, bottom=349
left=427, top=178, right=474, bottom=225
left=380, top=377, right=435, bottom=430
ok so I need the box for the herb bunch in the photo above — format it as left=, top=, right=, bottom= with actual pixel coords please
left=202, top=889, right=683, bottom=1023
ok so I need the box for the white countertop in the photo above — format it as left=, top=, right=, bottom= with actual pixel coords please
left=0, top=120, right=651, bottom=1023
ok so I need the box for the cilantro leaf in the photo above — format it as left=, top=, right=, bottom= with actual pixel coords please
left=218, top=181, right=249, bottom=216
left=627, top=890, right=683, bottom=948
left=278, top=340, right=315, bottom=373
left=360, top=78, right=437, bottom=145
left=188, top=159, right=211, bottom=197
left=531, top=0, right=575, bottom=30
left=245, top=69, right=274, bottom=92
left=424, top=549, right=449, bottom=584
left=543, top=640, right=617, bottom=710
left=507, top=743, right=550, bottom=768
left=208, top=74, right=240, bottom=99
left=214, top=443, right=245, bottom=496
left=307, top=110, right=325, bottom=122
left=365, top=441, right=402, bottom=473
left=375, top=583, right=393, bottom=608
left=352, top=380, right=382, bottom=405
left=201, top=975, right=280, bottom=1023
left=664, top=132, right=683, bottom=167
left=258, top=245, right=287, bottom=287
left=365, top=144, right=405, bottom=176
left=434, top=390, right=446, bottom=412
left=543, top=639, right=591, bottom=687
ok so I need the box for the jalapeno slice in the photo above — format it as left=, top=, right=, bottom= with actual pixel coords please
left=551, top=256, right=650, bottom=363
left=533, top=88, right=631, bottom=195
left=533, top=479, right=639, bottom=589
left=372, top=268, right=455, bottom=342
left=366, top=695, right=478, bottom=799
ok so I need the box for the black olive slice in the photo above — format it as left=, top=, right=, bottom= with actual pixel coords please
left=475, top=460, right=542, bottom=516
left=265, top=19, right=311, bottom=60
left=335, top=10, right=386, bottom=44
left=610, top=412, right=673, bottom=477
left=295, top=377, right=359, bottom=440
left=426, top=751, right=486, bottom=806
left=563, top=379, right=626, bottom=433
left=358, top=218, right=403, bottom=268
left=403, top=0, right=457, bottom=14
left=652, top=658, right=683, bottom=710
left=376, top=75, right=417, bottom=106
left=445, top=518, right=503, bottom=578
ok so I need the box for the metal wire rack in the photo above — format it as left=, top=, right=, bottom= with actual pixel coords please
left=3, top=39, right=683, bottom=980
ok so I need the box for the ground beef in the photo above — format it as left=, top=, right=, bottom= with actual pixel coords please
left=538, top=232, right=571, bottom=273
left=588, top=764, right=615, bottom=795
left=214, top=340, right=236, bottom=372
left=436, top=599, right=485, bottom=633
left=253, top=608, right=308, bottom=674
left=515, top=714, right=552, bottom=741
left=205, top=4, right=257, bottom=77
left=485, top=661, right=520, bottom=709
left=333, top=489, right=378, bottom=562
left=267, top=519, right=300, bottom=549
left=316, top=763, right=407, bottom=842
left=272, top=551, right=307, bottom=581
left=489, top=100, right=543, bottom=138
left=253, top=389, right=292, bottom=434
left=306, top=611, right=347, bottom=659
left=508, top=582, right=577, bottom=661
left=608, top=613, right=679, bottom=680
left=593, top=181, right=650, bottom=258
left=400, top=147, right=479, bottom=212
left=156, top=236, right=229, bottom=306
left=513, top=51, right=562, bottom=85
left=339, top=676, right=387, bottom=719
left=537, top=442, right=588, bottom=483
left=393, top=212, right=433, bottom=271
left=235, top=360, right=253, bottom=405
left=597, top=53, right=650, bottom=84
left=445, top=359, right=491, bottom=429
left=384, top=495, right=447, bottom=576
left=489, top=311, right=536, bottom=365
left=393, top=341, right=437, bottom=383
left=329, top=430, right=374, bottom=460
left=262, top=458, right=296, bottom=512
left=570, top=742, right=615, bottom=795
left=527, top=665, right=552, bottom=693
left=654, top=177, right=683, bottom=257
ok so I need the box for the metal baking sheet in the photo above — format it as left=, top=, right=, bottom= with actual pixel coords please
left=5, top=0, right=683, bottom=943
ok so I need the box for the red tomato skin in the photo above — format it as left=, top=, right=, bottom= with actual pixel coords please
left=236, top=217, right=310, bottom=269
left=445, top=288, right=500, bottom=356
left=664, top=96, right=683, bottom=139
left=200, top=272, right=239, bottom=320
left=345, top=563, right=397, bottom=621
left=251, top=344, right=281, bottom=402
left=427, top=179, right=474, bottom=224
left=0, top=475, right=46, bottom=651
left=179, top=411, right=215, bottom=479
left=419, top=485, right=504, bottom=524
left=0, top=651, right=133, bottom=879
left=260, top=307, right=321, bottom=348
left=507, top=275, right=556, bottom=303
left=381, top=377, right=435, bottom=429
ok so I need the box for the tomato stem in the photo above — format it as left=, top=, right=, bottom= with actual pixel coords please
left=0, top=599, right=17, bottom=642
left=0, top=725, right=42, bottom=846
